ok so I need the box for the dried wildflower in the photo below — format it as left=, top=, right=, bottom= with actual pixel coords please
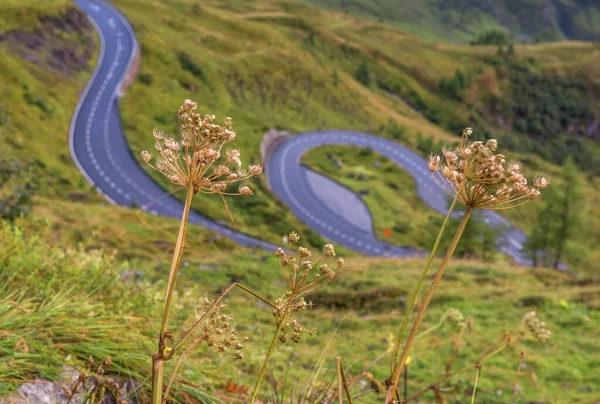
left=239, top=185, right=253, bottom=196
left=271, top=232, right=356, bottom=344
left=288, top=231, right=300, bottom=244
left=141, top=100, right=261, bottom=196
left=442, top=308, right=465, bottom=331
left=323, top=244, right=335, bottom=256
left=192, top=297, right=247, bottom=358
left=298, top=246, right=311, bottom=257
left=521, top=311, right=551, bottom=344
left=429, top=127, right=549, bottom=210
left=249, top=165, right=263, bottom=176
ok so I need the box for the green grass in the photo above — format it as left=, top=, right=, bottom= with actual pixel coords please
left=1, top=222, right=599, bottom=403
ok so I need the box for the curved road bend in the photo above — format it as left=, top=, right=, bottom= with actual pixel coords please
left=267, top=131, right=532, bottom=265
left=71, top=0, right=532, bottom=265
left=70, top=0, right=277, bottom=252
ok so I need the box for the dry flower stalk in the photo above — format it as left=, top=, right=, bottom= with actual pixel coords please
left=386, top=128, right=549, bottom=402
left=250, top=232, right=356, bottom=403
left=143, top=100, right=261, bottom=404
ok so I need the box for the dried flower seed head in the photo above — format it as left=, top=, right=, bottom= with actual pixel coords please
left=534, top=176, right=550, bottom=190
left=226, top=149, right=242, bottom=167
left=141, top=100, right=261, bottom=198
left=323, top=244, right=335, bottom=256
left=430, top=127, right=549, bottom=210
left=428, top=154, right=441, bottom=172
left=521, top=311, right=551, bottom=344
left=442, top=308, right=465, bottom=331
left=288, top=231, right=300, bottom=244
left=336, top=257, right=345, bottom=268
left=141, top=150, right=152, bottom=163
left=239, top=185, right=253, bottom=196
left=249, top=164, right=263, bottom=176
left=298, top=246, right=311, bottom=257
left=192, top=296, right=248, bottom=358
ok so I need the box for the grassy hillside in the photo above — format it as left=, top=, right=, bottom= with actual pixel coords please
left=0, top=3, right=97, bottom=197
left=0, top=0, right=597, bottom=270
left=0, top=0, right=72, bottom=33
left=304, top=0, right=600, bottom=43
left=113, top=0, right=599, bottom=271
left=2, top=223, right=599, bottom=402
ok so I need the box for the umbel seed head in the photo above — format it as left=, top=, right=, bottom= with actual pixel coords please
left=141, top=99, right=261, bottom=196
left=429, top=127, right=549, bottom=210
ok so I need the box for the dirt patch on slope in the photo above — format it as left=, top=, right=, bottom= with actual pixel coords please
left=0, top=8, right=96, bottom=77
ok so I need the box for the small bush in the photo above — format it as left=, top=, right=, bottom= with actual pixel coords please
left=138, top=73, right=153, bottom=85
left=177, top=52, right=205, bottom=79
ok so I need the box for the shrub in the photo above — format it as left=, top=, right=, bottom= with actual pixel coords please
left=138, top=72, right=153, bottom=85
left=177, top=52, right=205, bottom=79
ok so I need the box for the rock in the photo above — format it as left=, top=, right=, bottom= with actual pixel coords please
left=329, top=156, right=343, bottom=169
left=346, top=172, right=355, bottom=178
left=0, top=366, right=144, bottom=404
left=374, top=160, right=381, bottom=168
left=357, top=173, right=365, bottom=180
left=3, top=380, right=69, bottom=404
left=182, top=260, right=190, bottom=267
left=358, top=189, right=370, bottom=195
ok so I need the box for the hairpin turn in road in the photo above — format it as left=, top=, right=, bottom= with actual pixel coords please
left=70, top=0, right=533, bottom=265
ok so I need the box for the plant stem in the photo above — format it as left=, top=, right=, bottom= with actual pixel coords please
left=250, top=298, right=294, bottom=403
left=159, top=184, right=195, bottom=341
left=510, top=352, right=525, bottom=404
left=151, top=358, right=165, bottom=404
left=152, top=184, right=194, bottom=404
left=337, top=357, right=344, bottom=404
left=163, top=339, right=203, bottom=402
left=390, top=190, right=462, bottom=376
left=471, top=365, right=481, bottom=404
left=337, top=357, right=354, bottom=404
left=403, top=365, right=408, bottom=402
left=386, top=205, right=473, bottom=403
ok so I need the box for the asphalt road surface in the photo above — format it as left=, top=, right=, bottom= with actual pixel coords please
left=71, top=0, right=533, bottom=265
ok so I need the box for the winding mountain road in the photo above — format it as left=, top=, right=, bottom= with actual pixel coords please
left=70, top=0, right=532, bottom=266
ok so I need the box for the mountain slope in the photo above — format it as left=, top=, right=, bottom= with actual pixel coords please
left=304, top=0, right=600, bottom=43
left=113, top=0, right=600, bottom=271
